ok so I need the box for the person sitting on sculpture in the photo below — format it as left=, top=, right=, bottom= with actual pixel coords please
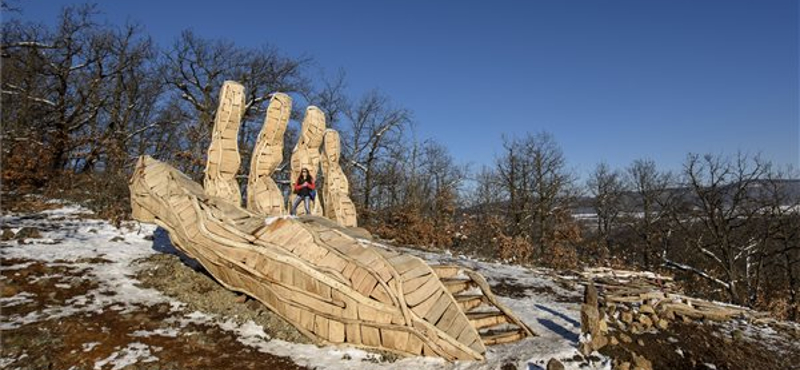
left=291, top=168, right=316, bottom=215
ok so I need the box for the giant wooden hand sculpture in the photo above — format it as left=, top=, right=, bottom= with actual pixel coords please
left=129, top=81, right=533, bottom=361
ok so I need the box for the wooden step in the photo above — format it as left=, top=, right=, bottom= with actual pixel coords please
left=430, top=265, right=461, bottom=279
left=454, top=294, right=486, bottom=311
left=466, top=311, right=509, bottom=330
left=480, top=328, right=526, bottom=346
left=441, top=278, right=474, bottom=295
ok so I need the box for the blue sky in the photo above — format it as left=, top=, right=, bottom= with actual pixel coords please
left=15, top=0, right=799, bottom=180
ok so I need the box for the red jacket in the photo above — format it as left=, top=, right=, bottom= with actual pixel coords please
left=294, top=177, right=315, bottom=197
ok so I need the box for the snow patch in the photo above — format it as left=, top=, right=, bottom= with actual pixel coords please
left=93, top=342, right=158, bottom=370
left=1, top=292, right=35, bottom=307
left=83, top=342, right=101, bottom=352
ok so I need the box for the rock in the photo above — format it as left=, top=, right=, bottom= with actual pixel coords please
left=584, top=281, right=598, bottom=307
left=582, top=304, right=601, bottom=334
left=579, top=341, right=593, bottom=356
left=663, top=309, right=676, bottom=320
left=15, top=227, right=42, bottom=240
left=639, top=304, right=655, bottom=314
left=616, top=361, right=631, bottom=370
left=1, top=229, right=15, bottom=240
left=638, top=314, right=652, bottom=328
left=591, top=333, right=608, bottom=351
left=580, top=282, right=607, bottom=352
left=632, top=353, right=653, bottom=370
left=619, top=333, right=633, bottom=343
left=657, top=319, right=669, bottom=330
left=546, top=358, right=565, bottom=370
left=234, top=294, right=248, bottom=304
left=637, top=338, right=645, bottom=346
left=621, top=311, right=634, bottom=324
left=723, top=336, right=733, bottom=345
left=110, top=236, right=125, bottom=242
left=599, top=318, right=609, bottom=333
left=246, top=299, right=263, bottom=311
left=649, top=313, right=660, bottom=323
left=609, top=336, right=619, bottom=346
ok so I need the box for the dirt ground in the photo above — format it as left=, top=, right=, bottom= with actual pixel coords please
left=1, top=256, right=311, bottom=370
left=134, top=252, right=311, bottom=345
left=599, top=319, right=800, bottom=370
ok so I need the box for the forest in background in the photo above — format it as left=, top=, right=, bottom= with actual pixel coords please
left=2, top=4, right=799, bottom=321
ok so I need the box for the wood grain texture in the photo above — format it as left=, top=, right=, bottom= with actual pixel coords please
left=321, top=129, right=357, bottom=227
left=204, top=81, right=246, bottom=205
left=247, top=93, right=292, bottom=216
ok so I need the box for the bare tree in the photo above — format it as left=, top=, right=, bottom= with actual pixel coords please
left=623, top=158, right=674, bottom=269
left=2, top=5, right=109, bottom=173
left=761, top=166, right=800, bottom=319
left=304, top=69, right=349, bottom=128
left=662, top=152, right=771, bottom=305
left=340, top=89, right=411, bottom=218
left=75, top=23, right=162, bottom=173
left=587, top=161, right=626, bottom=253
left=495, top=132, right=577, bottom=258
left=2, top=5, right=164, bottom=185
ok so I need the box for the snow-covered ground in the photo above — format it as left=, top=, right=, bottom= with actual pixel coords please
left=1, top=203, right=609, bottom=370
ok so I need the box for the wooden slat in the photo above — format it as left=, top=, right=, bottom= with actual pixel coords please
left=481, top=328, right=526, bottom=346
left=342, top=262, right=357, bottom=279
left=350, top=267, right=370, bottom=289
left=329, top=320, right=345, bottom=343
left=388, top=255, right=420, bottom=274
left=431, top=265, right=461, bottom=279
left=424, top=296, right=452, bottom=324
left=441, top=278, right=473, bottom=295
left=280, top=263, right=295, bottom=286
left=345, top=323, right=361, bottom=344
left=381, top=329, right=409, bottom=352
left=405, top=277, right=440, bottom=306
left=466, top=311, right=508, bottom=330
left=361, top=326, right=381, bottom=347
left=402, top=264, right=432, bottom=281
left=370, top=285, right=393, bottom=305
left=315, top=315, right=330, bottom=339
left=454, top=294, right=485, bottom=311
left=374, top=262, right=393, bottom=281
left=456, top=320, right=478, bottom=343
left=410, top=291, right=443, bottom=317
left=403, top=274, right=431, bottom=294
left=405, top=333, right=425, bottom=355
left=437, top=305, right=461, bottom=335
left=318, top=253, right=348, bottom=272
left=300, top=310, right=315, bottom=332
left=356, top=274, right=378, bottom=296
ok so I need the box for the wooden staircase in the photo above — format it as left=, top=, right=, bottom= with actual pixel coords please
left=433, top=265, right=534, bottom=346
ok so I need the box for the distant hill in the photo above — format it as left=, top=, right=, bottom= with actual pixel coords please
left=461, top=179, right=800, bottom=220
